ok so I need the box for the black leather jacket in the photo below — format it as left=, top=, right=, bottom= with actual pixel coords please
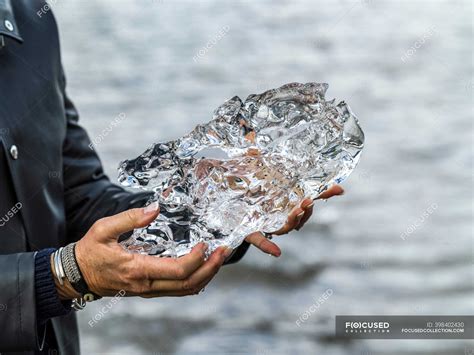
left=0, top=1, right=248, bottom=353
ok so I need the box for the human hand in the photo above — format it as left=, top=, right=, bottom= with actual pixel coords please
left=244, top=185, right=345, bottom=257
left=56, top=204, right=232, bottom=299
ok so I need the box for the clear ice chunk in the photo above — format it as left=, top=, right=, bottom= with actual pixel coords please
left=118, top=82, right=364, bottom=257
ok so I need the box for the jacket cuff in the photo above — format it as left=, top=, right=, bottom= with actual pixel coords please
left=34, top=248, right=72, bottom=324
left=0, top=253, right=39, bottom=351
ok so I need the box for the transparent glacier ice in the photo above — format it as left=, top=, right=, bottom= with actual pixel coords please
left=118, top=82, right=364, bottom=256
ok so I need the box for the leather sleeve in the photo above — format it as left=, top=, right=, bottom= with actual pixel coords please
left=60, top=70, right=152, bottom=242
left=0, top=252, right=41, bottom=351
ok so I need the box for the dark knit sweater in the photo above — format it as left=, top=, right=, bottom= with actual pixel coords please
left=34, top=248, right=72, bottom=323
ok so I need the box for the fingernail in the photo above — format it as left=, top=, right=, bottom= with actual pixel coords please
left=306, top=202, right=314, bottom=209
left=200, top=243, right=209, bottom=252
left=143, top=201, right=159, bottom=214
left=296, top=211, right=304, bottom=220
left=223, top=247, right=234, bottom=258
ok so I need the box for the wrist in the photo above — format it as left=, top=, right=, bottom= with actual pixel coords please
left=74, top=239, right=102, bottom=296
left=51, top=243, right=102, bottom=304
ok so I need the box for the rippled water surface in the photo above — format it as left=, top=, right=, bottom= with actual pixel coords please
left=54, top=1, right=472, bottom=354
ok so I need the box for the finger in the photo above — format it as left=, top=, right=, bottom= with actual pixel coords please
left=95, top=202, right=160, bottom=240
left=182, top=246, right=228, bottom=289
left=294, top=198, right=314, bottom=230
left=147, top=247, right=228, bottom=295
left=295, top=186, right=344, bottom=231
left=273, top=207, right=304, bottom=235
left=300, top=198, right=313, bottom=209
left=245, top=232, right=281, bottom=257
left=317, top=185, right=344, bottom=200
left=138, top=242, right=208, bottom=280
left=296, top=204, right=313, bottom=230
left=183, top=248, right=233, bottom=292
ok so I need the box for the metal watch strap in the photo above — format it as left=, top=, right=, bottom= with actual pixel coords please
left=61, top=243, right=101, bottom=301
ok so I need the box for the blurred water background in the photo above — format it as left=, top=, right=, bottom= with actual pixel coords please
left=53, top=0, right=472, bottom=354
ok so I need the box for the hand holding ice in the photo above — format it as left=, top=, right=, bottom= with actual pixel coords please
left=118, top=83, right=364, bottom=256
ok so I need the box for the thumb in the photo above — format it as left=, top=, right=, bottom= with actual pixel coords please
left=95, top=202, right=159, bottom=240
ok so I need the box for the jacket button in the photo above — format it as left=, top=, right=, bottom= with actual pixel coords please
left=10, top=145, right=18, bottom=160
left=4, top=20, right=14, bottom=32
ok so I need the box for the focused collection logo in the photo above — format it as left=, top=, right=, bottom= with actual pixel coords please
left=337, top=316, right=472, bottom=339
left=344, top=321, right=390, bottom=333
